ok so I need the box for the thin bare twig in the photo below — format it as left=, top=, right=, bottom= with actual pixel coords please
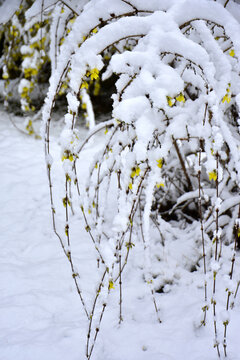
left=60, top=0, right=79, bottom=16
left=198, top=148, right=208, bottom=326
left=224, top=0, right=230, bottom=8
left=172, top=137, right=193, bottom=191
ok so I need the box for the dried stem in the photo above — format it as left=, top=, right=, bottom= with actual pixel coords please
left=86, top=269, right=107, bottom=359
left=234, top=281, right=240, bottom=299
left=212, top=153, right=220, bottom=358
left=224, top=0, right=230, bottom=8
left=223, top=205, right=240, bottom=356
left=139, top=194, right=161, bottom=324
left=119, top=251, right=123, bottom=324
left=60, top=0, right=79, bottom=16
left=198, top=148, right=208, bottom=325
left=172, top=137, right=193, bottom=191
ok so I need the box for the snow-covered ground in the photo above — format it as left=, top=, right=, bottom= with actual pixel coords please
left=1, top=110, right=240, bottom=360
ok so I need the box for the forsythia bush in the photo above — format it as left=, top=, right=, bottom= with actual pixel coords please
left=2, top=0, right=240, bottom=358
left=41, top=0, right=240, bottom=358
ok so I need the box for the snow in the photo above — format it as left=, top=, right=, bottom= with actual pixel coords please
left=0, top=111, right=82, bottom=360
left=1, top=109, right=240, bottom=360
left=0, top=0, right=21, bottom=24
left=66, top=93, right=79, bottom=114
left=81, top=89, right=95, bottom=130
left=25, top=0, right=85, bottom=20
left=2, top=0, right=240, bottom=359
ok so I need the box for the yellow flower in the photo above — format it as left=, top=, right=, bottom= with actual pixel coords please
left=176, top=93, right=185, bottom=103
left=130, top=167, right=140, bottom=178
left=229, top=49, right=235, bottom=57
left=128, top=182, right=133, bottom=190
left=90, top=68, right=99, bottom=80
left=62, top=197, right=70, bottom=208
left=21, top=87, right=29, bottom=98
left=130, top=169, right=136, bottom=178
left=59, top=37, right=65, bottom=46
left=65, top=226, right=69, bottom=236
left=167, top=96, right=173, bottom=107
left=108, top=280, right=115, bottom=290
left=156, top=158, right=163, bottom=168
left=69, top=17, right=76, bottom=24
left=156, top=182, right=164, bottom=188
left=81, top=81, right=89, bottom=89
left=24, top=68, right=38, bottom=78
left=209, top=170, right=217, bottom=181
left=62, top=151, right=74, bottom=161
left=222, top=94, right=231, bottom=104
left=135, top=167, right=140, bottom=176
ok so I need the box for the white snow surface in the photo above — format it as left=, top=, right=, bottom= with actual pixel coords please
left=1, top=109, right=240, bottom=360
left=0, top=0, right=21, bottom=24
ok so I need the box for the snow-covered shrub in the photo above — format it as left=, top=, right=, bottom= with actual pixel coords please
left=0, top=0, right=109, bottom=133
left=43, top=0, right=240, bottom=358
left=0, top=0, right=51, bottom=135
left=0, top=2, right=77, bottom=131
left=1, top=1, right=44, bottom=108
